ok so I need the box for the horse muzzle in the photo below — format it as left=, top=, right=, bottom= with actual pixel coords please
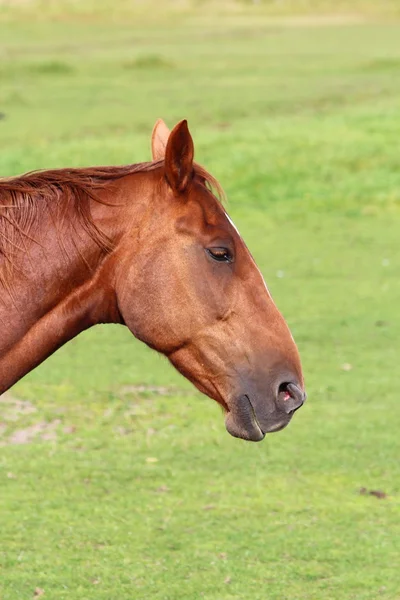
left=225, top=381, right=306, bottom=442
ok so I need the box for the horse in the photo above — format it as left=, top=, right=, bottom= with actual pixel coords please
left=0, top=119, right=306, bottom=441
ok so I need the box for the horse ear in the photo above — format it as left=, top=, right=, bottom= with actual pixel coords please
left=151, top=118, right=171, bottom=160
left=164, top=119, right=194, bottom=194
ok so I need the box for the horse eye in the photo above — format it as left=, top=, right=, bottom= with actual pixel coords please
left=206, top=247, right=233, bottom=263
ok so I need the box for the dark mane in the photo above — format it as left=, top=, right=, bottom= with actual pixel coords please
left=0, top=160, right=224, bottom=286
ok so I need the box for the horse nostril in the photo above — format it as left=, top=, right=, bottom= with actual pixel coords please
left=277, top=381, right=306, bottom=415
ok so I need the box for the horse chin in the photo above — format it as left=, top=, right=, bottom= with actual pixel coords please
left=224, top=395, right=265, bottom=442
left=224, top=394, right=293, bottom=441
left=225, top=411, right=265, bottom=442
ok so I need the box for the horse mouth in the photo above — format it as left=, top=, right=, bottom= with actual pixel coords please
left=224, top=394, right=292, bottom=442
left=224, top=395, right=265, bottom=442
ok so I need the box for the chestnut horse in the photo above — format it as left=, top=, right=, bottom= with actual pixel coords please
left=0, top=119, right=305, bottom=441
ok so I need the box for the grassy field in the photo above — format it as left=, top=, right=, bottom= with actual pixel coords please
left=1, top=2, right=400, bottom=599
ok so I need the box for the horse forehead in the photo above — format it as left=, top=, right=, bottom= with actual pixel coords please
left=186, top=189, right=227, bottom=227
left=224, top=212, right=240, bottom=236
left=186, top=183, right=243, bottom=240
left=204, top=205, right=243, bottom=242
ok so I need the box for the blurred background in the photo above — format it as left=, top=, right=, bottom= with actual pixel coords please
left=1, top=1, right=400, bottom=598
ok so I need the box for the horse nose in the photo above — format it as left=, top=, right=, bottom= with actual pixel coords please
left=276, top=381, right=306, bottom=415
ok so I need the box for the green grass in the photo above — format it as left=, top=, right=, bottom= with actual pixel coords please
left=1, top=2, right=400, bottom=599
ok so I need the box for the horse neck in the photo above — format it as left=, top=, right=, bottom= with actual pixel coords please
left=0, top=172, right=151, bottom=394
